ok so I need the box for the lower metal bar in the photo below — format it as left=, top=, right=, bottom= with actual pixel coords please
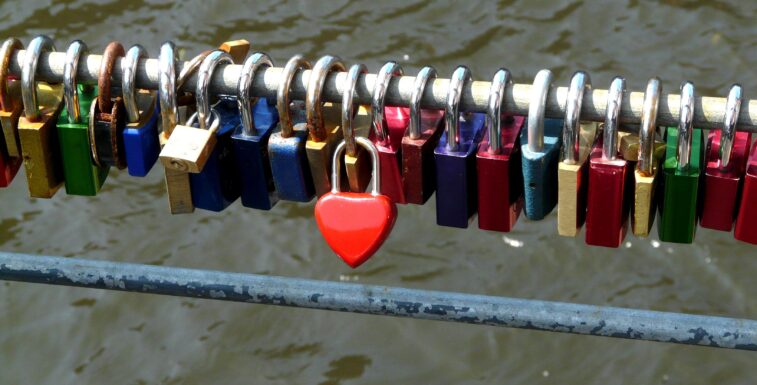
left=0, top=252, right=755, bottom=351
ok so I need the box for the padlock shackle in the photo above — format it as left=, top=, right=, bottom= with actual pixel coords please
left=331, top=137, right=381, bottom=196
left=306, top=55, right=345, bottom=143
left=637, top=77, right=662, bottom=175
left=719, top=84, right=743, bottom=169
left=677, top=81, right=695, bottom=170
left=444, top=65, right=472, bottom=152
left=372, top=61, right=403, bottom=147
left=237, top=52, right=273, bottom=137
left=21, top=35, right=56, bottom=122
left=527, top=69, right=553, bottom=153
left=277, top=55, right=311, bottom=138
left=196, top=50, right=233, bottom=130
left=0, top=38, right=22, bottom=113
left=185, top=110, right=220, bottom=133
left=562, top=71, right=591, bottom=164
left=486, top=68, right=511, bottom=155
left=63, top=40, right=88, bottom=124
left=408, top=66, right=437, bottom=141
left=96, top=41, right=125, bottom=113
left=342, top=63, right=367, bottom=157
left=158, top=42, right=179, bottom=135
left=122, top=45, right=147, bottom=124
left=602, top=76, right=625, bottom=161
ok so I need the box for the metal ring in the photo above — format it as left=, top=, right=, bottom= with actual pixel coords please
left=486, top=68, right=511, bottom=154
left=637, top=77, right=662, bottom=175
left=196, top=50, right=233, bottom=129
left=88, top=99, right=102, bottom=167
left=97, top=41, right=125, bottom=113
left=719, top=83, right=742, bottom=169
left=22, top=35, right=56, bottom=121
left=186, top=110, right=221, bottom=133
left=562, top=71, right=591, bottom=164
left=0, top=38, right=22, bottom=113
left=277, top=55, right=311, bottom=138
left=371, top=61, right=403, bottom=146
left=158, top=41, right=178, bottom=135
left=122, top=44, right=147, bottom=123
left=178, top=49, right=213, bottom=90
left=527, top=69, right=553, bottom=152
left=677, top=81, right=695, bottom=170
left=408, top=66, right=437, bottom=140
left=306, top=55, right=346, bottom=142
left=342, top=63, right=367, bottom=157
left=445, top=65, right=472, bottom=152
left=602, top=76, right=625, bottom=161
left=237, top=52, right=273, bottom=136
left=63, top=40, right=88, bottom=124
left=331, top=137, right=381, bottom=196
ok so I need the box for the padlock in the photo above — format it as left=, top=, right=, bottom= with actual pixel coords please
left=90, top=41, right=127, bottom=170
left=341, top=63, right=373, bottom=193
left=402, top=66, right=445, bottom=204
left=618, top=129, right=666, bottom=162
left=521, top=69, right=563, bottom=220
left=557, top=71, right=597, bottom=237
left=434, top=65, right=486, bottom=228
left=370, top=61, right=408, bottom=204
left=700, top=84, right=751, bottom=232
left=658, top=81, right=703, bottom=243
left=585, top=77, right=632, bottom=248
left=734, top=139, right=757, bottom=244
left=632, top=77, right=662, bottom=237
left=18, top=35, right=64, bottom=198
left=56, top=40, right=108, bottom=196
left=315, top=136, right=397, bottom=268
left=122, top=44, right=161, bottom=177
left=0, top=38, right=23, bottom=186
left=304, top=55, right=346, bottom=196
left=268, top=55, right=315, bottom=202
left=231, top=52, right=281, bottom=210
left=476, top=68, right=525, bottom=232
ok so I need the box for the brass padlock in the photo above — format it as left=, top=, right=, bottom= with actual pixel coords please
left=18, top=36, right=64, bottom=198
left=159, top=115, right=219, bottom=173
left=619, top=130, right=665, bottom=161
left=632, top=78, right=662, bottom=237
left=341, top=63, right=372, bottom=192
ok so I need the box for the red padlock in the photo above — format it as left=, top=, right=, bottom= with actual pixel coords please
left=370, top=61, right=409, bottom=204
left=700, top=84, right=751, bottom=232
left=734, top=140, right=757, bottom=244
left=401, top=66, right=444, bottom=205
left=476, top=68, right=525, bottom=232
left=585, top=77, right=631, bottom=247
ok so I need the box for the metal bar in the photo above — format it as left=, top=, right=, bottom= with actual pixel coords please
left=7, top=49, right=757, bottom=132
left=1, top=251, right=755, bottom=351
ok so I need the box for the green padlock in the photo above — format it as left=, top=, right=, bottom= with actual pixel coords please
left=658, top=81, right=702, bottom=243
left=57, top=41, right=109, bottom=196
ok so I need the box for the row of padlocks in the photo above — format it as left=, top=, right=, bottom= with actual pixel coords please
left=1, top=36, right=756, bottom=268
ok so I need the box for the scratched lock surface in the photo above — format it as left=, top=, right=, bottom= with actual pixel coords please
left=1, top=0, right=757, bottom=383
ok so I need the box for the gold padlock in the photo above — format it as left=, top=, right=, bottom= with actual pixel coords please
left=632, top=77, right=662, bottom=237
left=340, top=63, right=372, bottom=192
left=305, top=55, right=347, bottom=196
left=159, top=115, right=219, bottom=173
left=557, top=71, right=597, bottom=237
left=18, top=36, right=64, bottom=198
left=619, top=129, right=665, bottom=161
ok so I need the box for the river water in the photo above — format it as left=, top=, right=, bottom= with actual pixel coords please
left=1, top=0, right=756, bottom=383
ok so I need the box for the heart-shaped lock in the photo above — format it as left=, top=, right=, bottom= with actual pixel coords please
left=315, top=136, right=397, bottom=268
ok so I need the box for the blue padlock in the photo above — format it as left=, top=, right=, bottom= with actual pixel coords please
left=231, top=53, right=280, bottom=210
left=268, top=55, right=315, bottom=202
left=187, top=51, right=240, bottom=212
left=121, top=45, right=161, bottom=177
left=521, top=69, right=563, bottom=220
left=434, top=66, right=486, bottom=228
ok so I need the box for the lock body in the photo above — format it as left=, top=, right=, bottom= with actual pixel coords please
left=57, top=85, right=109, bottom=196
left=520, top=118, right=563, bottom=220
left=557, top=122, right=598, bottom=236
left=159, top=122, right=217, bottom=173
left=372, top=106, right=410, bottom=204
left=91, top=98, right=127, bottom=169
left=476, top=115, right=525, bottom=232
left=402, top=109, right=445, bottom=204
left=632, top=170, right=658, bottom=237
left=735, top=141, right=757, bottom=244
left=231, top=98, right=280, bottom=210
left=269, top=121, right=314, bottom=202
left=434, top=112, right=486, bottom=228
left=700, top=130, right=751, bottom=231
left=658, top=127, right=703, bottom=243
left=585, top=137, right=632, bottom=248
left=123, top=91, right=161, bottom=177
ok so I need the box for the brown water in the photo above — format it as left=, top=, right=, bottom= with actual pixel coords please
left=1, top=0, right=756, bottom=383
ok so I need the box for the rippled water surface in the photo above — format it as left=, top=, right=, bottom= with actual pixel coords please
left=2, top=0, right=757, bottom=383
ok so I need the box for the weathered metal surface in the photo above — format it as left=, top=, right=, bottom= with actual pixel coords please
left=0, top=252, right=755, bottom=351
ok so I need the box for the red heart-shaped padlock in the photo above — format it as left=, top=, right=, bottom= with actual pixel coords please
left=315, top=192, right=397, bottom=268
